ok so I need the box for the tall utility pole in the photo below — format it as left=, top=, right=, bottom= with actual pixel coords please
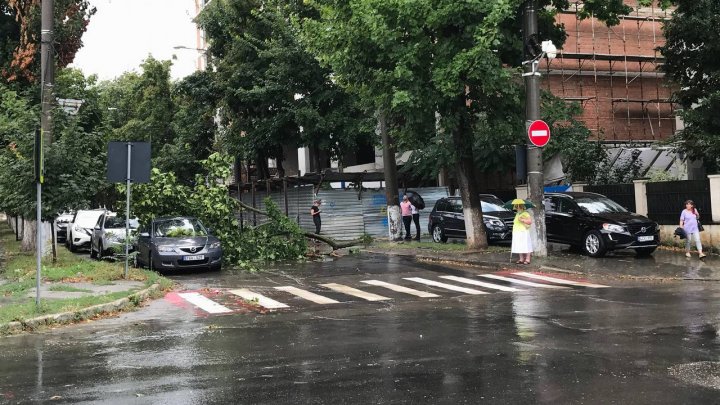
left=36, top=0, right=55, bottom=306
left=522, top=0, right=547, bottom=256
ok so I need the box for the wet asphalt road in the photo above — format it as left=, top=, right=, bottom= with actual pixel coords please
left=1, top=255, right=720, bottom=404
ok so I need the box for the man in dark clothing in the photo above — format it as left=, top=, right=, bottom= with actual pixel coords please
left=310, top=199, right=322, bottom=234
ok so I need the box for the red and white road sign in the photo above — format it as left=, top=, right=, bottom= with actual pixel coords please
left=528, top=120, right=551, bottom=147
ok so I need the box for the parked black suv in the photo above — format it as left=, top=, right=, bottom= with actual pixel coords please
left=544, top=192, right=659, bottom=257
left=428, top=195, right=513, bottom=244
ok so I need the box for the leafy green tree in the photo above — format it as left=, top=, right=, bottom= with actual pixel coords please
left=0, top=72, right=107, bottom=251
left=660, top=0, right=720, bottom=171
left=197, top=0, right=372, bottom=178
left=105, top=57, right=176, bottom=150
left=155, top=70, right=219, bottom=185
left=541, top=93, right=607, bottom=183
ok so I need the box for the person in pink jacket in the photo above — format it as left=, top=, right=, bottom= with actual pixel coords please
left=400, top=195, right=413, bottom=241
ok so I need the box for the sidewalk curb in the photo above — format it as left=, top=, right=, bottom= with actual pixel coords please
left=0, top=283, right=163, bottom=335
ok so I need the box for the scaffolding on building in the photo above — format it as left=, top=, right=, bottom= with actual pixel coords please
left=545, top=1, right=676, bottom=143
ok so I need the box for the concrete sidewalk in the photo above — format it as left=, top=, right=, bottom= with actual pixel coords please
left=364, top=244, right=720, bottom=281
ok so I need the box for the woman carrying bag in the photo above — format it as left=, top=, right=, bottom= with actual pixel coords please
left=680, top=199, right=706, bottom=259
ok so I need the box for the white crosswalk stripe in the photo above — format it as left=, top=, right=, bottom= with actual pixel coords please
left=439, top=276, right=524, bottom=292
left=513, top=272, right=610, bottom=288
left=274, top=286, right=340, bottom=304
left=178, top=292, right=233, bottom=314
left=229, top=289, right=290, bottom=309
left=361, top=280, right=440, bottom=298
left=404, top=277, right=488, bottom=295
left=320, top=283, right=391, bottom=301
left=478, top=274, right=570, bottom=289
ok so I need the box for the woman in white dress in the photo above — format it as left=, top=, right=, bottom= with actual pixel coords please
left=511, top=199, right=533, bottom=264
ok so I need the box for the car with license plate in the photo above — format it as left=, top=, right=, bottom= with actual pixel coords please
left=134, top=217, right=222, bottom=272
left=90, top=212, right=140, bottom=259
left=428, top=195, right=514, bottom=244
left=544, top=192, right=660, bottom=257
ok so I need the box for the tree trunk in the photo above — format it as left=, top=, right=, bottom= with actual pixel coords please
left=449, top=99, right=488, bottom=250
left=21, top=219, right=38, bottom=252
left=379, top=110, right=402, bottom=241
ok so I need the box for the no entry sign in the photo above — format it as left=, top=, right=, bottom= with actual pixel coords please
left=528, top=120, right=551, bottom=147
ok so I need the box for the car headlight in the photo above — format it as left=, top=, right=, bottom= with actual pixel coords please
left=209, top=241, right=221, bottom=249
left=157, top=245, right=175, bottom=253
left=655, top=223, right=661, bottom=231
left=106, top=233, right=121, bottom=242
left=602, top=223, right=625, bottom=233
left=484, top=218, right=505, bottom=228
left=74, top=225, right=82, bottom=232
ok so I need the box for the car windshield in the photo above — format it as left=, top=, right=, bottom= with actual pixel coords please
left=575, top=197, right=628, bottom=214
left=154, top=218, right=207, bottom=237
left=75, top=211, right=104, bottom=227
left=105, top=217, right=139, bottom=229
left=480, top=197, right=510, bottom=213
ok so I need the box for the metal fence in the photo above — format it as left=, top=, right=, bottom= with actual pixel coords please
left=585, top=183, right=636, bottom=213
left=238, top=187, right=449, bottom=240
left=646, top=179, right=711, bottom=225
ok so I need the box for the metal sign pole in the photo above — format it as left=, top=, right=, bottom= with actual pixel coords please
left=124, top=142, right=132, bottom=279
left=36, top=182, right=42, bottom=306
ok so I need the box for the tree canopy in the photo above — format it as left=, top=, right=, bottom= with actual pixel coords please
left=197, top=0, right=373, bottom=178
left=660, top=0, right=720, bottom=171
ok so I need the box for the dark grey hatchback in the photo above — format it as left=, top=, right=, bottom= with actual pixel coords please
left=134, top=217, right=222, bottom=272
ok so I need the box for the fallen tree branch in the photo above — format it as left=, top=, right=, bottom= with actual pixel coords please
left=237, top=200, right=365, bottom=251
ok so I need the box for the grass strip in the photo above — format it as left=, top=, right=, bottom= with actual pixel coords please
left=0, top=222, right=173, bottom=326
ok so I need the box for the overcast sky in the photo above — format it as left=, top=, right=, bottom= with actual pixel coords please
left=71, top=0, right=200, bottom=81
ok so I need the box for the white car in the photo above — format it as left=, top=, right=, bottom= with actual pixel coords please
left=90, top=212, right=139, bottom=258
left=65, top=209, right=106, bottom=252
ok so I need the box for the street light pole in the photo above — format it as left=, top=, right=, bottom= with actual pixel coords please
left=523, top=0, right=547, bottom=257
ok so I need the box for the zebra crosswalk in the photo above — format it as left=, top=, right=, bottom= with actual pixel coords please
left=166, top=271, right=610, bottom=316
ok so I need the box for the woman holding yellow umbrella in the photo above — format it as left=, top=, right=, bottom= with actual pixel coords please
left=509, top=199, right=533, bottom=264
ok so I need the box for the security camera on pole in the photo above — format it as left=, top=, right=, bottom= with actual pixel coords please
left=521, top=0, right=556, bottom=257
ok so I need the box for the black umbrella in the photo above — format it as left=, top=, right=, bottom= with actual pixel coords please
left=405, top=191, right=425, bottom=210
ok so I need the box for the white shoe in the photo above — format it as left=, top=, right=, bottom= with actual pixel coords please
left=686, top=252, right=691, bottom=258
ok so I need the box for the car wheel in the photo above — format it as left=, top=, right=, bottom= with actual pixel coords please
left=432, top=225, right=448, bottom=243
left=69, top=240, right=77, bottom=253
left=582, top=231, right=607, bottom=258
left=90, top=243, right=98, bottom=259
left=635, top=246, right=657, bottom=257
left=148, top=253, right=154, bottom=271
left=98, top=242, right=105, bottom=259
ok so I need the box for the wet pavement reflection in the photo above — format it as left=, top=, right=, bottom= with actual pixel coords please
left=1, top=255, right=719, bottom=404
